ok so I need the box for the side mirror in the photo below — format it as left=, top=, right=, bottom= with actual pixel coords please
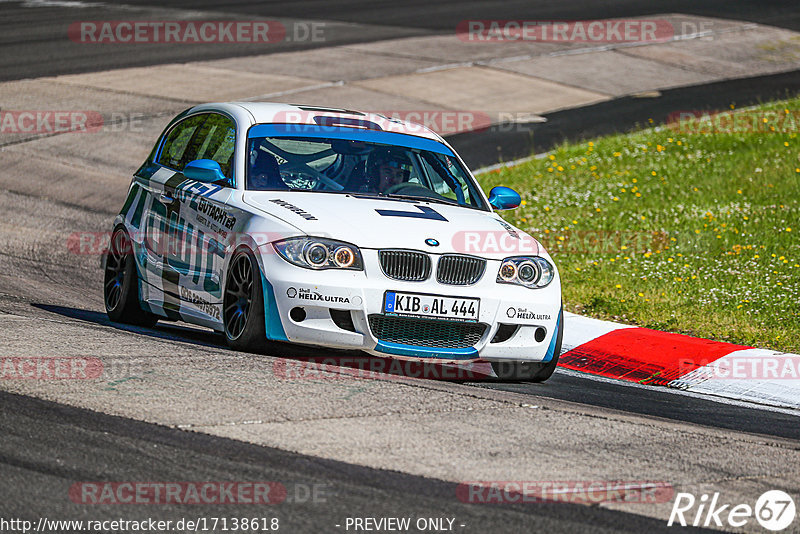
left=488, top=186, right=521, bottom=210
left=184, top=159, right=229, bottom=185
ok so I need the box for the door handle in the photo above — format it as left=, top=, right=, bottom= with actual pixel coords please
left=159, top=191, right=174, bottom=204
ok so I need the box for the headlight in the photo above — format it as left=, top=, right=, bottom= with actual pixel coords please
left=273, top=237, right=364, bottom=270
left=497, top=256, right=555, bottom=288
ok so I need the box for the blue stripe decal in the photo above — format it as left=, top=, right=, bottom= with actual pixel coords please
left=374, top=341, right=478, bottom=360
left=541, top=306, right=563, bottom=363
left=261, top=271, right=288, bottom=342
left=247, top=124, right=454, bottom=156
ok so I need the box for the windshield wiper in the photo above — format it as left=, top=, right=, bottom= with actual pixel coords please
left=383, top=193, right=460, bottom=207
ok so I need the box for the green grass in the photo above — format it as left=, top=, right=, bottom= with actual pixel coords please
left=478, top=97, right=800, bottom=352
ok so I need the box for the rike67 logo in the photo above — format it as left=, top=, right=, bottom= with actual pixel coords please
left=668, top=490, right=796, bottom=531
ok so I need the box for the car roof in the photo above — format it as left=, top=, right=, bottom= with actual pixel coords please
left=198, top=102, right=448, bottom=143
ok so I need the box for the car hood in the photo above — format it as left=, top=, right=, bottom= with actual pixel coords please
left=243, top=191, right=541, bottom=258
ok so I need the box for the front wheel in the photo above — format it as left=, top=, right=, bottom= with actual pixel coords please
left=223, top=248, right=269, bottom=352
left=491, top=308, right=563, bottom=382
left=104, top=228, right=158, bottom=327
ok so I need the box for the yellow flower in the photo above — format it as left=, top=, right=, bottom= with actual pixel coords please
left=613, top=152, right=621, bottom=157
left=737, top=189, right=742, bottom=194
left=615, top=284, right=622, bottom=289
left=638, top=292, right=644, bottom=297
left=787, top=227, right=792, bottom=232
left=613, top=196, right=619, bottom=201
left=549, top=154, right=556, bottom=160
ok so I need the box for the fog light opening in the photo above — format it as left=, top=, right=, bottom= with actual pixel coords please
left=329, top=309, right=356, bottom=332
left=491, top=323, right=519, bottom=344
left=290, top=307, right=306, bottom=322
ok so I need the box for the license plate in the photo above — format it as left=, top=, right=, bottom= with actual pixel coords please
left=383, top=291, right=479, bottom=322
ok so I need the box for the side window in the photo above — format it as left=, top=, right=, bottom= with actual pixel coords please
left=157, top=114, right=206, bottom=170
left=192, top=114, right=236, bottom=180
left=157, top=113, right=236, bottom=181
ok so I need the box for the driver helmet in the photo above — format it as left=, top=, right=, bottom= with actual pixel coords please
left=366, top=147, right=412, bottom=185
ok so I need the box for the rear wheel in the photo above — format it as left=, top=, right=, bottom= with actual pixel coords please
left=491, top=308, right=563, bottom=382
left=104, top=228, right=158, bottom=327
left=223, top=248, right=268, bottom=352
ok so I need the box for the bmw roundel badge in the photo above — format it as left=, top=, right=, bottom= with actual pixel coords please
left=425, top=238, right=439, bottom=247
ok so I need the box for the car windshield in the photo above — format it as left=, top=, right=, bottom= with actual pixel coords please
left=246, top=134, right=487, bottom=210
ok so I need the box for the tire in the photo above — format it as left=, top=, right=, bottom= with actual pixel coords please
left=491, top=308, right=564, bottom=382
left=223, top=248, right=269, bottom=352
left=104, top=227, right=158, bottom=327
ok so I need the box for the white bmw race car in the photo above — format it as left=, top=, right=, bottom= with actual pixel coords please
left=103, top=102, right=562, bottom=381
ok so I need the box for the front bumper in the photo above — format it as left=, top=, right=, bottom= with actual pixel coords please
left=257, top=247, right=562, bottom=363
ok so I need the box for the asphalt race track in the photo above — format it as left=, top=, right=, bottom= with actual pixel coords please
left=3, top=0, right=799, bottom=82
left=1, top=1, right=800, bottom=532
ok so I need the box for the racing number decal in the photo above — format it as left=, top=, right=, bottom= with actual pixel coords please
left=375, top=205, right=448, bottom=221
